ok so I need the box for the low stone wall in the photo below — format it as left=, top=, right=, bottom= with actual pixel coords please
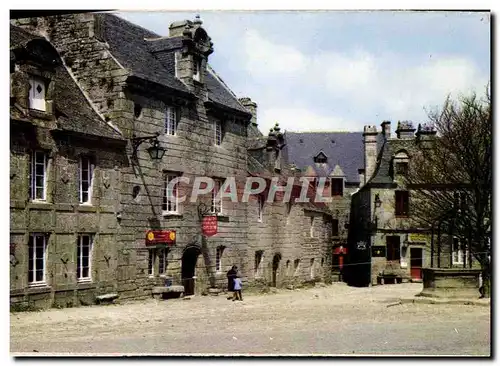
left=419, top=268, right=481, bottom=299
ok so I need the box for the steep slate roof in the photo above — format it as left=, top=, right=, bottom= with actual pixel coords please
left=365, top=140, right=394, bottom=186
left=284, top=132, right=383, bottom=183
left=101, top=14, right=189, bottom=95
left=10, top=25, right=123, bottom=141
left=365, top=136, right=416, bottom=187
left=103, top=14, right=249, bottom=115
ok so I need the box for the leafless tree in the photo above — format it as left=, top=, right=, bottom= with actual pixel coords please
left=406, top=89, right=491, bottom=297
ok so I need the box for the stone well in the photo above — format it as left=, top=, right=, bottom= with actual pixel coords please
left=419, top=268, right=481, bottom=299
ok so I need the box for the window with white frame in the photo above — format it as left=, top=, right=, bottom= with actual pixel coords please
left=148, top=248, right=168, bottom=277
left=309, top=216, right=315, bottom=238
left=79, top=156, right=94, bottom=204
left=214, top=119, right=222, bottom=146
left=452, top=237, right=468, bottom=265
left=162, top=173, right=179, bottom=213
left=216, top=246, right=225, bottom=272
left=77, top=234, right=93, bottom=281
left=257, top=195, right=264, bottom=222
left=165, top=106, right=177, bottom=135
left=29, top=151, right=47, bottom=201
left=28, top=234, right=46, bottom=285
left=211, top=178, right=223, bottom=214
left=29, top=76, right=46, bottom=111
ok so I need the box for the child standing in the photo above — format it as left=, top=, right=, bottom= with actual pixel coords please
left=232, top=276, right=243, bottom=301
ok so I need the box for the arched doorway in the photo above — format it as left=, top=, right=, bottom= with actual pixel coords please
left=272, top=253, right=282, bottom=287
left=182, top=246, right=201, bottom=296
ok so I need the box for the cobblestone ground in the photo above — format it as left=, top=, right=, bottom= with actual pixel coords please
left=10, top=283, right=490, bottom=356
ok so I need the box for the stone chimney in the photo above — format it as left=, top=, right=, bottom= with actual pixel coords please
left=238, top=97, right=257, bottom=127
left=363, top=125, right=378, bottom=184
left=395, top=120, right=416, bottom=139
left=381, top=121, right=391, bottom=140
left=266, top=123, right=284, bottom=172
left=416, top=123, right=437, bottom=149
left=169, top=16, right=213, bottom=92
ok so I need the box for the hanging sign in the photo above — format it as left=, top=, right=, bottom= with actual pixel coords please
left=409, top=233, right=428, bottom=243
left=333, top=246, right=348, bottom=255
left=356, top=241, right=367, bottom=250
left=145, top=230, right=176, bottom=246
left=202, top=216, right=218, bottom=237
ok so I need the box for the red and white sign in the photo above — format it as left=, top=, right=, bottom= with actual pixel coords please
left=145, top=230, right=176, bottom=246
left=202, top=216, right=218, bottom=237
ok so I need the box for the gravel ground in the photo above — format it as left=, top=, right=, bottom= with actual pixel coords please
left=10, top=283, right=490, bottom=356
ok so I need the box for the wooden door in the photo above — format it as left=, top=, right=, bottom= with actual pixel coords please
left=410, top=248, right=423, bottom=280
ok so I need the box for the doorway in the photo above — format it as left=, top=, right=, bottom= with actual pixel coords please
left=182, top=247, right=200, bottom=295
left=410, top=247, right=423, bottom=280
left=272, top=253, right=281, bottom=287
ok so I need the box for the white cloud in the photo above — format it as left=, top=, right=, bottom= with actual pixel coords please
left=259, top=107, right=356, bottom=134
left=243, top=30, right=306, bottom=76
left=242, top=29, right=488, bottom=131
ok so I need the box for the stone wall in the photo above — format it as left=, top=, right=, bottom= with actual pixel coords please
left=10, top=127, right=127, bottom=309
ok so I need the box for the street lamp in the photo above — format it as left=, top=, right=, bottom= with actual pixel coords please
left=131, top=133, right=166, bottom=161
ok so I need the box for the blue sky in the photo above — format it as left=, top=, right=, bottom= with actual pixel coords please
left=118, top=11, right=490, bottom=134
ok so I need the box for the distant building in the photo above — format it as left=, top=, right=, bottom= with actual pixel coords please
left=346, top=121, right=479, bottom=286
left=283, top=132, right=383, bottom=280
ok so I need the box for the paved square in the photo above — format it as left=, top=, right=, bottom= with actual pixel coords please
left=10, top=283, right=490, bottom=356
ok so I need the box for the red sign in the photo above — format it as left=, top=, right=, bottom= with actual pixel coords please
left=333, top=246, right=348, bottom=255
left=145, top=230, right=176, bottom=246
left=202, top=216, right=218, bottom=237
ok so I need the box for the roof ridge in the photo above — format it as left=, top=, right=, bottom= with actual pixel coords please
left=111, top=13, right=161, bottom=38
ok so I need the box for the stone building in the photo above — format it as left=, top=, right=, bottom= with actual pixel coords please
left=283, top=132, right=383, bottom=280
left=10, top=25, right=128, bottom=309
left=345, top=121, right=479, bottom=286
left=11, top=13, right=334, bottom=307
left=246, top=124, right=335, bottom=289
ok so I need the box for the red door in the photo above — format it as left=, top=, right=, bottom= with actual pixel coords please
left=410, top=248, right=423, bottom=280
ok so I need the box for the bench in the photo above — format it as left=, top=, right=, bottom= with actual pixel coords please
left=377, top=274, right=403, bottom=285
left=152, top=285, right=185, bottom=300
left=95, top=293, right=118, bottom=305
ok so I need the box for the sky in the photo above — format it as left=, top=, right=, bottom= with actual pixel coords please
left=117, top=10, right=490, bottom=134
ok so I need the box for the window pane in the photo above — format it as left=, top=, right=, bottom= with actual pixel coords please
left=35, top=152, right=45, bottom=164
left=35, top=268, right=44, bottom=282
left=159, top=249, right=165, bottom=274
left=35, top=163, right=45, bottom=175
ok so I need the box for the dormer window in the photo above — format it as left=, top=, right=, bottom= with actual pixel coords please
left=193, top=57, right=202, bottom=82
left=29, top=76, right=46, bottom=112
left=394, top=151, right=410, bottom=177
left=395, top=162, right=408, bottom=175
left=314, top=152, right=328, bottom=164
